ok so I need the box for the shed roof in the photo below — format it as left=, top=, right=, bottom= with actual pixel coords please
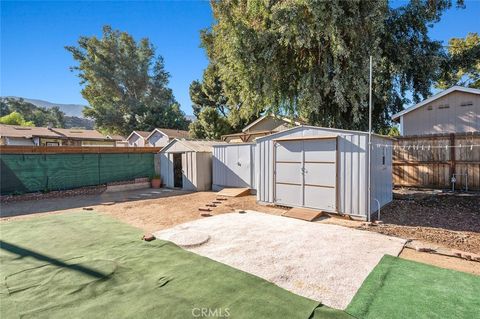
left=255, top=125, right=394, bottom=142
left=391, top=86, right=480, bottom=120
left=161, top=139, right=224, bottom=153
left=0, top=124, right=62, bottom=138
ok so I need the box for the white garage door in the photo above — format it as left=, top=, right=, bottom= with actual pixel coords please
left=274, top=137, right=337, bottom=211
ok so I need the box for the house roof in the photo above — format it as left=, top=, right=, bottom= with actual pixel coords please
left=126, top=130, right=151, bottom=141
left=0, top=124, right=63, bottom=139
left=50, top=128, right=109, bottom=140
left=242, top=114, right=302, bottom=132
left=145, top=128, right=190, bottom=141
left=391, top=86, right=480, bottom=120
left=161, top=139, right=224, bottom=153
left=106, top=134, right=125, bottom=141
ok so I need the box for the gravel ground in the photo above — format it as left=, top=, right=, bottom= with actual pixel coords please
left=154, top=211, right=406, bottom=310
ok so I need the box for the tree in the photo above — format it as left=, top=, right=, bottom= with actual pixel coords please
left=0, top=98, right=65, bottom=127
left=437, top=32, right=480, bottom=89
left=199, top=0, right=464, bottom=134
left=66, top=26, right=189, bottom=135
left=0, top=112, right=34, bottom=126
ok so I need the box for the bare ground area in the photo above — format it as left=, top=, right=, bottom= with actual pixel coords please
left=1, top=188, right=479, bottom=275
left=368, top=190, right=480, bottom=254
left=96, top=191, right=286, bottom=233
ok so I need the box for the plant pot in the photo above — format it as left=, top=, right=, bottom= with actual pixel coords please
left=151, top=178, right=161, bottom=189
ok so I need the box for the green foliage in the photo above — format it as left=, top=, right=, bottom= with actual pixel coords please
left=386, top=126, right=400, bottom=137
left=437, top=32, right=480, bottom=89
left=0, top=98, right=65, bottom=127
left=0, top=112, right=35, bottom=126
left=66, top=25, right=189, bottom=136
left=197, top=0, right=464, bottom=134
left=189, top=107, right=232, bottom=140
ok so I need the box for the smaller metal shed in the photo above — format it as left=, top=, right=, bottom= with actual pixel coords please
left=212, top=143, right=256, bottom=191
left=159, top=139, right=223, bottom=191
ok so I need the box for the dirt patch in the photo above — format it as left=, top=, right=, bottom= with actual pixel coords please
left=361, top=224, right=480, bottom=255
left=364, top=190, right=480, bottom=254
left=97, top=192, right=286, bottom=233
left=400, top=248, right=480, bottom=276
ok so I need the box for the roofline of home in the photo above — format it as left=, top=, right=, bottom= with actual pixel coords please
left=391, top=86, right=480, bottom=121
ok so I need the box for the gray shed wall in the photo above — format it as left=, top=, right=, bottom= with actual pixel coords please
left=256, top=126, right=392, bottom=218
left=159, top=140, right=213, bottom=191
left=212, top=144, right=256, bottom=191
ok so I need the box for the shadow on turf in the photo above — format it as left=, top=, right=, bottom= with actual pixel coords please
left=0, top=240, right=108, bottom=279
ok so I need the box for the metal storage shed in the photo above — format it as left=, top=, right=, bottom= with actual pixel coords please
left=212, top=143, right=256, bottom=191
left=255, top=126, right=393, bottom=220
left=159, top=139, right=223, bottom=191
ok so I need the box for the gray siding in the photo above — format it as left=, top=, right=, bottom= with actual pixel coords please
left=212, top=144, right=256, bottom=190
left=256, top=126, right=392, bottom=218
left=402, top=91, right=479, bottom=135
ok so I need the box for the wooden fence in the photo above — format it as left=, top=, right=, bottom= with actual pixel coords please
left=0, top=146, right=162, bottom=154
left=393, top=133, right=480, bottom=190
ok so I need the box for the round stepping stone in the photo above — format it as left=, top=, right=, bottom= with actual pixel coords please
left=160, top=230, right=210, bottom=248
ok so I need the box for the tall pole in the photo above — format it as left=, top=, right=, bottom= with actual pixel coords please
left=367, top=56, right=373, bottom=222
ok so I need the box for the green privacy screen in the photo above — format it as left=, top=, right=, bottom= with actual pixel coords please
left=1, top=153, right=154, bottom=195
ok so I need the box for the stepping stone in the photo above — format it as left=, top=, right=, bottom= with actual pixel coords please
left=200, top=213, right=212, bottom=217
left=142, top=234, right=155, bottom=241
left=216, top=198, right=228, bottom=201
left=82, top=207, right=93, bottom=211
left=206, top=204, right=217, bottom=207
left=212, top=201, right=222, bottom=204
left=198, top=207, right=211, bottom=212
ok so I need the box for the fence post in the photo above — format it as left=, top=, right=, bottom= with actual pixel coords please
left=449, top=133, right=455, bottom=190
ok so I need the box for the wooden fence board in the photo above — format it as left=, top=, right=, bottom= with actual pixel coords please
left=393, top=133, right=480, bottom=190
left=0, top=146, right=162, bottom=154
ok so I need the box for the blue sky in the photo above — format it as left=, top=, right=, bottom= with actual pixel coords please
left=1, top=1, right=479, bottom=116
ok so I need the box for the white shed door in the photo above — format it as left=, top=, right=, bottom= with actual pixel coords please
left=275, top=138, right=337, bottom=211
left=274, top=140, right=303, bottom=207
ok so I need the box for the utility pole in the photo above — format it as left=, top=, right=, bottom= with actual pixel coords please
left=367, top=56, right=373, bottom=222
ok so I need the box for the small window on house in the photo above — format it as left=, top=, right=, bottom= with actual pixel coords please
left=427, top=105, right=433, bottom=110
left=438, top=104, right=450, bottom=109
left=460, top=101, right=473, bottom=107
left=382, top=148, right=386, bottom=166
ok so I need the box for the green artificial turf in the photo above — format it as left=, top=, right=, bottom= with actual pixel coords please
left=346, top=254, right=480, bottom=319
left=0, top=212, right=351, bottom=319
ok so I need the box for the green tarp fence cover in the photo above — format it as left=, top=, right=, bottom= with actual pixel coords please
left=0, top=153, right=154, bottom=194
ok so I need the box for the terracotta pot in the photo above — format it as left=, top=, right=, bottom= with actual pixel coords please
left=151, top=178, right=161, bottom=189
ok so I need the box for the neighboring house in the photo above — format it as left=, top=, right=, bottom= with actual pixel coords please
left=392, top=86, right=480, bottom=136
left=107, top=134, right=128, bottom=147
left=221, top=115, right=301, bottom=143
left=145, top=128, right=190, bottom=147
left=0, top=124, right=119, bottom=146
left=126, top=131, right=151, bottom=147
left=49, top=128, right=117, bottom=147
left=0, top=124, right=64, bottom=146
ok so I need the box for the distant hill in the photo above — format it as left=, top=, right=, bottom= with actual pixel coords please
left=5, top=96, right=86, bottom=117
